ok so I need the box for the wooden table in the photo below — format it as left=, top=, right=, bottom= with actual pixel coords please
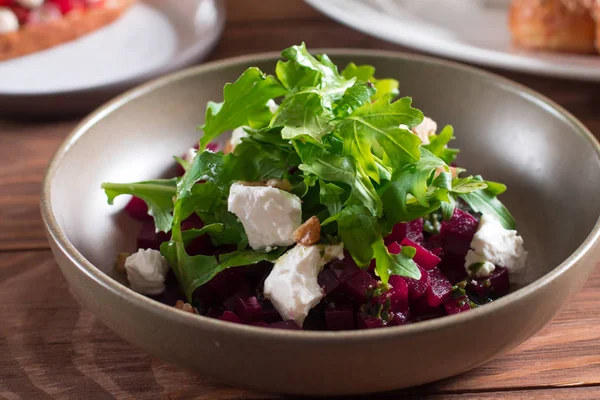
left=2, top=1, right=600, bottom=398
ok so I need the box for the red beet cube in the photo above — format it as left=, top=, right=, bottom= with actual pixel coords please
left=325, top=303, right=355, bottom=331
left=125, top=196, right=152, bottom=222
left=400, top=238, right=441, bottom=270
left=137, top=222, right=170, bottom=250
left=440, top=209, right=479, bottom=255
left=438, top=252, right=468, bottom=284
left=330, top=255, right=360, bottom=283
left=344, top=270, right=377, bottom=303
left=388, top=275, right=409, bottom=313
left=426, top=267, right=453, bottom=307
left=261, top=304, right=282, bottom=323
left=444, top=296, right=471, bottom=315
left=248, top=321, right=269, bottom=327
left=357, top=314, right=384, bottom=329
left=387, top=242, right=402, bottom=254
left=318, top=267, right=341, bottom=295
left=401, top=265, right=429, bottom=301
left=390, top=312, right=410, bottom=326
left=489, top=267, right=510, bottom=296
left=235, top=296, right=263, bottom=322
left=384, top=218, right=424, bottom=245
left=218, top=310, right=241, bottom=323
left=206, top=268, right=249, bottom=302
left=268, top=320, right=301, bottom=330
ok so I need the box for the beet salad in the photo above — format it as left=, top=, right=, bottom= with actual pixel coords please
left=102, top=43, right=527, bottom=331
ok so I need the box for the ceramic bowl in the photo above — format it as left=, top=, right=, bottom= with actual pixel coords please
left=41, top=50, right=600, bottom=395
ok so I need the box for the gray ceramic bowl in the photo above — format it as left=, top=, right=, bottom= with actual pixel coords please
left=41, top=50, right=600, bottom=396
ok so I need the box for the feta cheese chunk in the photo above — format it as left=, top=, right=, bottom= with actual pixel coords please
left=264, top=244, right=344, bottom=326
left=412, top=116, right=437, bottom=145
left=229, top=127, right=249, bottom=149
left=0, top=8, right=19, bottom=34
left=183, top=147, right=197, bottom=163
left=468, top=260, right=496, bottom=278
left=464, top=215, right=527, bottom=276
left=227, top=182, right=302, bottom=251
left=124, top=249, right=170, bottom=295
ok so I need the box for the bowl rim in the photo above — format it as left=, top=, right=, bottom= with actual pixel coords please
left=41, top=48, right=600, bottom=342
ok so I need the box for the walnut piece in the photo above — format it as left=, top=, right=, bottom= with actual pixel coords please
left=293, top=216, right=321, bottom=246
left=174, top=300, right=198, bottom=314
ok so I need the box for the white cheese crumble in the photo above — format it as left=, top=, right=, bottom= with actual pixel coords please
left=183, top=147, right=197, bottom=163
left=124, top=249, right=170, bottom=295
left=264, top=243, right=344, bottom=326
left=464, top=214, right=527, bottom=276
left=227, top=100, right=279, bottom=152
left=412, top=116, right=437, bottom=145
left=0, top=8, right=19, bottom=34
left=227, top=182, right=302, bottom=251
left=16, top=0, right=44, bottom=9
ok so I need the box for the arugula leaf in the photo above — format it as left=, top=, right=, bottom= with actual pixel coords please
left=181, top=223, right=224, bottom=245
left=424, top=125, right=459, bottom=165
left=380, top=148, right=446, bottom=232
left=336, top=206, right=420, bottom=282
left=319, top=180, right=344, bottom=217
left=372, top=239, right=421, bottom=282
left=271, top=91, right=334, bottom=142
left=297, top=142, right=382, bottom=217
left=341, top=62, right=399, bottom=101
left=199, top=67, right=287, bottom=150
left=336, top=95, right=424, bottom=180
left=459, top=176, right=516, bottom=229
left=101, top=179, right=177, bottom=233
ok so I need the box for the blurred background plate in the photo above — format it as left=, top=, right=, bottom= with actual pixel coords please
left=0, top=0, right=225, bottom=118
left=305, top=0, right=600, bottom=81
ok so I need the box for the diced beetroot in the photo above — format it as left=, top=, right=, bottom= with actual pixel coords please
left=206, top=142, right=220, bottom=152
left=438, top=252, right=468, bottom=284
left=357, top=314, right=384, bottom=329
left=205, top=268, right=249, bottom=302
left=390, top=312, right=410, bottom=326
left=330, top=255, right=360, bottom=283
left=268, top=320, right=301, bottom=330
left=344, top=270, right=377, bottom=303
left=426, top=267, right=452, bottom=307
left=384, top=218, right=424, bottom=245
left=466, top=279, right=489, bottom=301
left=440, top=209, right=479, bottom=255
left=431, top=247, right=443, bottom=257
left=388, top=276, right=409, bottom=313
left=325, top=303, right=355, bottom=331
left=387, top=242, right=402, bottom=255
left=181, top=214, right=213, bottom=256
left=488, top=267, right=510, bottom=297
left=402, top=265, right=429, bottom=301
left=410, top=295, right=445, bottom=319
left=125, top=196, right=152, bottom=221
left=235, top=296, right=263, bottom=322
left=0, top=0, right=14, bottom=6
left=261, top=304, right=282, bottom=323
left=400, top=238, right=441, bottom=270
left=318, top=267, right=340, bottom=295
left=218, top=310, right=241, bottom=323
left=444, top=296, right=471, bottom=315
left=223, top=287, right=251, bottom=312
left=10, top=5, right=29, bottom=24
left=137, top=222, right=170, bottom=250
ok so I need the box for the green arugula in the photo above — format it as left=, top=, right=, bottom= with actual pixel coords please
left=102, top=43, right=517, bottom=292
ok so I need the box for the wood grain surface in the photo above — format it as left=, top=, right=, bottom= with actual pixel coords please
left=1, top=0, right=599, bottom=398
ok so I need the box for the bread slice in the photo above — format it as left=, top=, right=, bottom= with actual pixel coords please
left=509, top=0, right=598, bottom=54
left=0, top=0, right=135, bottom=61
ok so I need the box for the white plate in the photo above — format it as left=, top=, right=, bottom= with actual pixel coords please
left=0, top=0, right=224, bottom=116
left=305, top=0, right=600, bottom=81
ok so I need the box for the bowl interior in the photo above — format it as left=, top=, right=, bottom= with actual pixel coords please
left=49, top=53, right=600, bottom=295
